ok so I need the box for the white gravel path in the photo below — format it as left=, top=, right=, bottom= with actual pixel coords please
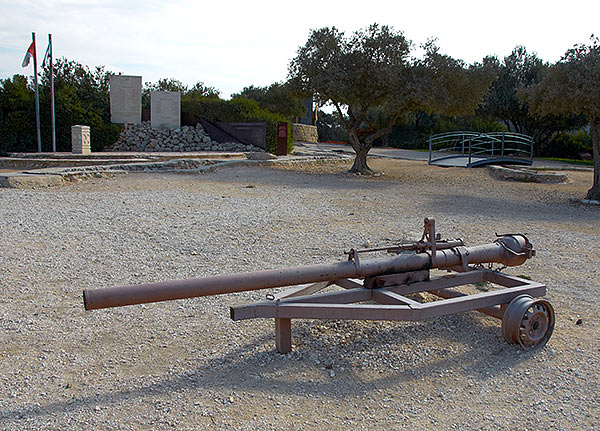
left=0, top=159, right=598, bottom=430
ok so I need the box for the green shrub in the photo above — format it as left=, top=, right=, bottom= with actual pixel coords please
left=231, top=83, right=305, bottom=120
left=436, top=116, right=508, bottom=134
left=182, top=96, right=293, bottom=154
left=537, top=130, right=592, bottom=159
left=384, top=112, right=508, bottom=150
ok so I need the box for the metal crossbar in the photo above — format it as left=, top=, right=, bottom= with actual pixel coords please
left=230, top=269, right=547, bottom=353
left=428, top=131, right=534, bottom=167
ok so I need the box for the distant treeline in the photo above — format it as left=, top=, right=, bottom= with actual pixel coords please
left=0, top=46, right=593, bottom=158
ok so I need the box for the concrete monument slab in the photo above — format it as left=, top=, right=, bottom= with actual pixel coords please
left=151, top=91, right=180, bottom=129
left=109, top=75, right=142, bottom=124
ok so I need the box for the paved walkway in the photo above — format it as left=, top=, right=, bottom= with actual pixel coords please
left=297, top=142, right=585, bottom=169
left=297, top=142, right=429, bottom=161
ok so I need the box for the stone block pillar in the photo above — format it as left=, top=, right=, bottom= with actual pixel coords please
left=71, top=125, right=91, bottom=154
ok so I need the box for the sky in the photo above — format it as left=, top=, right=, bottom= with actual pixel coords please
left=1, top=0, right=598, bottom=98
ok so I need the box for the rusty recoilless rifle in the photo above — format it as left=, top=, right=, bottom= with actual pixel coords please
left=83, top=218, right=554, bottom=352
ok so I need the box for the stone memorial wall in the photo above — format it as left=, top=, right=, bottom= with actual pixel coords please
left=109, top=75, right=142, bottom=124
left=151, top=91, right=181, bottom=129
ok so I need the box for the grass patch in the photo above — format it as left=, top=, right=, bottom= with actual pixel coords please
left=541, top=157, right=594, bottom=166
left=382, top=147, right=429, bottom=152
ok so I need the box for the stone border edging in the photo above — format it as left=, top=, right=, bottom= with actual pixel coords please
left=581, top=199, right=600, bottom=205
left=0, top=153, right=352, bottom=188
left=488, top=165, right=568, bottom=184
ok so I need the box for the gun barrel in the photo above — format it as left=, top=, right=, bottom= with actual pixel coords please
left=83, top=235, right=531, bottom=310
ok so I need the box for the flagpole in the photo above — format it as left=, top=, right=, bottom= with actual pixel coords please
left=32, top=32, right=42, bottom=153
left=48, top=34, right=56, bottom=152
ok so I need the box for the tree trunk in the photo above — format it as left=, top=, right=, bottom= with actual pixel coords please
left=348, top=129, right=373, bottom=174
left=585, top=116, right=600, bottom=201
left=350, top=146, right=372, bottom=174
left=382, top=134, right=389, bottom=147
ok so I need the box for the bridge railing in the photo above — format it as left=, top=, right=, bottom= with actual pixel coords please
left=428, top=131, right=534, bottom=167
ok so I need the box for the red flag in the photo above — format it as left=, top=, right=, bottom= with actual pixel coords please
left=22, top=41, right=36, bottom=68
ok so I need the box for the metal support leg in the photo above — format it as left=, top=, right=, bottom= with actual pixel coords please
left=275, top=318, right=292, bottom=354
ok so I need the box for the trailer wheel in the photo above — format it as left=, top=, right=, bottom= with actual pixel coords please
left=502, top=295, right=555, bottom=350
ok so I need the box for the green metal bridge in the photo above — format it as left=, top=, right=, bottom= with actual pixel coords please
left=428, top=132, right=534, bottom=167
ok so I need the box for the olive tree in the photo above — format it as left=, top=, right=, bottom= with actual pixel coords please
left=521, top=36, right=600, bottom=200
left=289, top=24, right=493, bottom=174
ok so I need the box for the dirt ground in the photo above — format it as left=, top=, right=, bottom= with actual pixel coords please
left=0, top=157, right=598, bottom=430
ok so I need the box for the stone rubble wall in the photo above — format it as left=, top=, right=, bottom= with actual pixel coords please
left=108, top=122, right=257, bottom=152
left=292, top=123, right=318, bottom=143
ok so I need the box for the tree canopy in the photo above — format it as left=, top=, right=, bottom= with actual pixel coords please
left=232, top=82, right=305, bottom=120
left=521, top=36, right=600, bottom=200
left=480, top=46, right=586, bottom=155
left=0, top=58, right=122, bottom=152
left=142, top=78, right=220, bottom=108
left=0, top=75, right=36, bottom=152
left=289, top=24, right=493, bottom=173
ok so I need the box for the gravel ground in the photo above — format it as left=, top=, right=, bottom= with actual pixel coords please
left=0, top=158, right=598, bottom=430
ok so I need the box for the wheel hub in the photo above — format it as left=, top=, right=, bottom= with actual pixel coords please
left=502, top=295, right=555, bottom=350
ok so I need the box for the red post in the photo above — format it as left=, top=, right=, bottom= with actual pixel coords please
left=276, top=122, right=288, bottom=156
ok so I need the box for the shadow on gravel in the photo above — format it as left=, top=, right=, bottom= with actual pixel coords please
left=0, top=313, right=535, bottom=423
left=186, top=167, right=399, bottom=192
left=424, top=193, right=599, bottom=224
